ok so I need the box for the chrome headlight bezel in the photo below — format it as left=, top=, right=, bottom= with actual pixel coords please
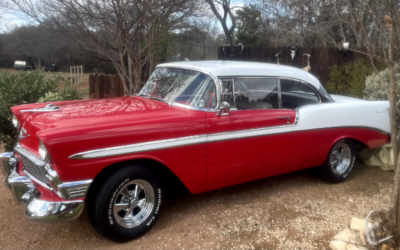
left=38, top=141, right=50, bottom=161
left=12, top=114, right=20, bottom=130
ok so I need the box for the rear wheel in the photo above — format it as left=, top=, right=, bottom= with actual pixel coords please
left=320, top=139, right=356, bottom=183
left=87, top=164, right=163, bottom=242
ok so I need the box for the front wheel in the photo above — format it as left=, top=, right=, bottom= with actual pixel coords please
left=319, top=139, right=356, bottom=183
left=87, top=164, right=164, bottom=242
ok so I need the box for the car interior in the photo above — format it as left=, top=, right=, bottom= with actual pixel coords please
left=221, top=78, right=319, bottom=110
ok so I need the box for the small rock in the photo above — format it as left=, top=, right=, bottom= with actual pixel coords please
left=350, top=217, right=366, bottom=231
left=329, top=240, right=347, bottom=250
left=381, top=244, right=392, bottom=250
left=333, top=228, right=354, bottom=242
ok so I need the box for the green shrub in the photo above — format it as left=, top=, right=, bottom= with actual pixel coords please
left=325, top=58, right=385, bottom=98
left=0, top=70, right=59, bottom=150
left=38, top=81, right=88, bottom=103
left=364, top=64, right=400, bottom=122
left=37, top=92, right=63, bottom=102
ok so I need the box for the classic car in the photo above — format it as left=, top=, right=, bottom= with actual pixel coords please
left=0, top=61, right=390, bottom=242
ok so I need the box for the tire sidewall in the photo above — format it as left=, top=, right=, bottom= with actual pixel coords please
left=98, top=168, right=163, bottom=242
left=324, top=139, right=356, bottom=182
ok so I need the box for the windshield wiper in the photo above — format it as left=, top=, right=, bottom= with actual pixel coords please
left=138, top=94, right=168, bottom=103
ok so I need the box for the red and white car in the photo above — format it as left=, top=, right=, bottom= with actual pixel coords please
left=1, top=61, right=390, bottom=242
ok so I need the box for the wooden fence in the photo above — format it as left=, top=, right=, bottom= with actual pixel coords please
left=90, top=47, right=359, bottom=99
left=89, top=74, right=125, bottom=99
left=218, top=46, right=358, bottom=86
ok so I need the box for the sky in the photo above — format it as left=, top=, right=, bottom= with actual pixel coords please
left=0, top=0, right=245, bottom=33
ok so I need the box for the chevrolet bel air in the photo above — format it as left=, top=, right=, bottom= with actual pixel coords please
left=1, top=61, right=390, bottom=242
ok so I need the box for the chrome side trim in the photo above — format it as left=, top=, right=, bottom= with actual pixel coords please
left=69, top=134, right=207, bottom=159
left=19, top=103, right=61, bottom=113
left=69, top=125, right=389, bottom=160
left=171, top=102, right=219, bottom=112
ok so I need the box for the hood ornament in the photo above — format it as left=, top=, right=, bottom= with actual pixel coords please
left=19, top=104, right=61, bottom=113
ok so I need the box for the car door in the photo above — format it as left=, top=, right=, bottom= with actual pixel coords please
left=205, top=77, right=296, bottom=191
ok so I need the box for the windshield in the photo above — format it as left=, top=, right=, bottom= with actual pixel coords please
left=139, top=67, right=217, bottom=109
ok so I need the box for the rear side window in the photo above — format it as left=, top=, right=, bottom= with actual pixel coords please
left=280, top=79, right=319, bottom=109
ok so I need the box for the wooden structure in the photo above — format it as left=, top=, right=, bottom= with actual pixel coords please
left=218, top=46, right=358, bottom=86
left=89, top=74, right=125, bottom=99
left=90, top=46, right=358, bottom=99
left=70, top=66, right=84, bottom=88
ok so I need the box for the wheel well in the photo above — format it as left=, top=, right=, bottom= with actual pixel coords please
left=347, top=138, right=369, bottom=150
left=86, top=159, right=188, bottom=202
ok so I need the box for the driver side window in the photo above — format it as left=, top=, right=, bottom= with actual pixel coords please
left=221, top=78, right=279, bottom=110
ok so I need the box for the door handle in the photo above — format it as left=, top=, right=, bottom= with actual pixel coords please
left=278, top=116, right=290, bottom=124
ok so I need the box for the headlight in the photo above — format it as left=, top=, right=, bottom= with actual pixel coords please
left=39, top=141, right=50, bottom=161
left=12, top=114, right=20, bottom=130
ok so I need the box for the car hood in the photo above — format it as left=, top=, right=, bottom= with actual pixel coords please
left=15, top=96, right=171, bottom=131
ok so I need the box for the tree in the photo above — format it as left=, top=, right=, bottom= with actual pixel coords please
left=204, top=0, right=237, bottom=55
left=13, top=0, right=204, bottom=94
left=319, top=0, right=400, bottom=241
left=235, top=4, right=268, bottom=46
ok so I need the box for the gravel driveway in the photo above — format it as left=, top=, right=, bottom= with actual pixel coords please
left=0, top=161, right=393, bottom=249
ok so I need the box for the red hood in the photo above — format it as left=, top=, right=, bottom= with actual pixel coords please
left=13, top=96, right=169, bottom=131
left=11, top=96, right=172, bottom=153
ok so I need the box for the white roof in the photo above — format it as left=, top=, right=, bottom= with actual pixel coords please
left=157, top=61, right=321, bottom=88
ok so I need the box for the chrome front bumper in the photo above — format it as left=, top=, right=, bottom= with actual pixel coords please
left=1, top=152, right=84, bottom=222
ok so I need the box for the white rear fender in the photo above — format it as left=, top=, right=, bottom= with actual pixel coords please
left=296, top=101, right=390, bottom=134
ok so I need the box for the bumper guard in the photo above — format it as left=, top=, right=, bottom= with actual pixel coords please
left=0, top=152, right=84, bottom=222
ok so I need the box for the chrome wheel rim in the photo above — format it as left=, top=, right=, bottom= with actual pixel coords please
left=330, top=142, right=351, bottom=175
left=113, top=180, right=155, bottom=228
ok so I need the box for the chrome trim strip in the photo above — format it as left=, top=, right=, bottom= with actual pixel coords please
left=14, top=144, right=45, bottom=166
left=19, top=103, right=61, bottom=113
left=69, top=125, right=389, bottom=160
left=69, top=134, right=207, bottom=159
left=171, top=102, right=219, bottom=112
left=57, top=180, right=93, bottom=189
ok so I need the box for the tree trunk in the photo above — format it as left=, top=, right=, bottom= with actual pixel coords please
left=387, top=14, right=400, bottom=236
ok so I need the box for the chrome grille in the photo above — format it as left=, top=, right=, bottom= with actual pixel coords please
left=19, top=154, right=50, bottom=187
left=14, top=145, right=50, bottom=188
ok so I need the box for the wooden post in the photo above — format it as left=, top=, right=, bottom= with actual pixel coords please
left=104, top=75, right=110, bottom=98
left=89, top=75, right=95, bottom=99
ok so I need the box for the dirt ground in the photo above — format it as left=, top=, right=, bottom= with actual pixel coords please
left=0, top=159, right=394, bottom=250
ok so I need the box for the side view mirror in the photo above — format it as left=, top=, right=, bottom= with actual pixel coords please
left=216, top=102, right=230, bottom=116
